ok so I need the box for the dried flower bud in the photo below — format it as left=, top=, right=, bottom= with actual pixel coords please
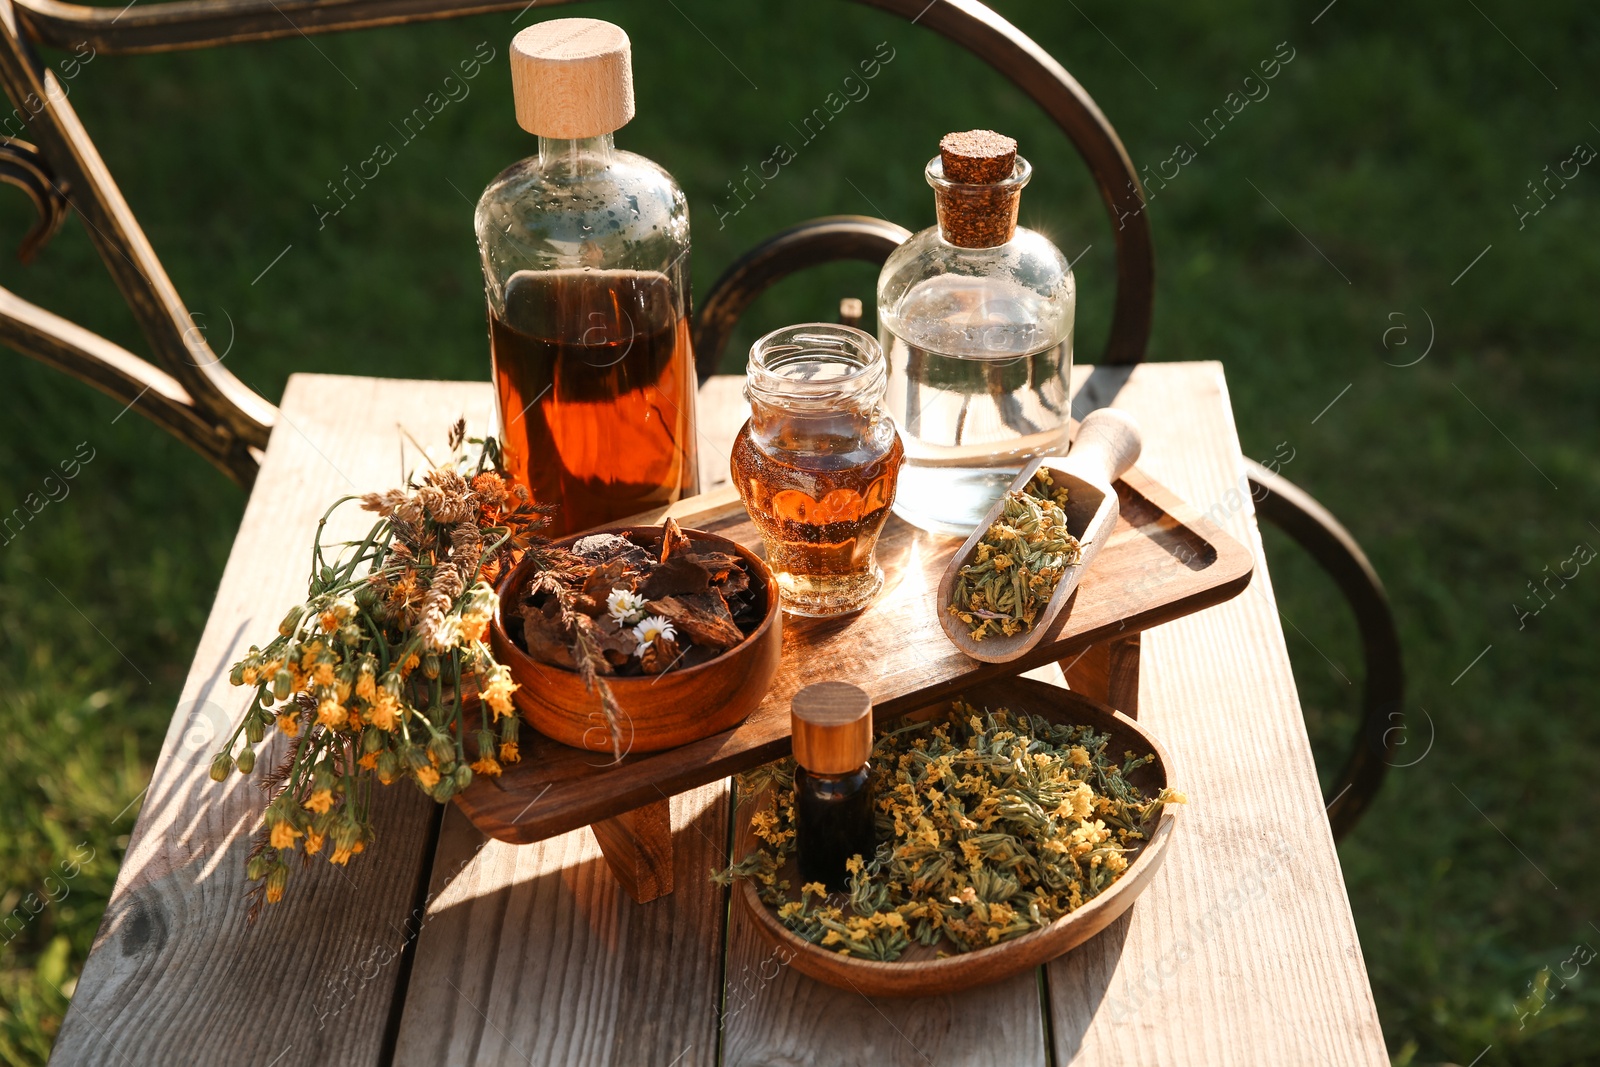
left=271, top=668, right=292, bottom=702
left=422, top=653, right=441, bottom=680
left=246, top=853, right=271, bottom=881
left=279, top=604, right=306, bottom=637
left=236, top=747, right=256, bottom=774
left=454, top=764, right=473, bottom=790
left=377, top=750, right=400, bottom=785
left=208, top=751, right=233, bottom=782
left=338, top=624, right=363, bottom=647
left=246, top=714, right=266, bottom=745
left=265, top=864, right=289, bottom=904
left=333, top=817, right=363, bottom=853
left=229, top=662, right=246, bottom=687
left=362, top=728, right=386, bottom=755
left=427, top=735, right=456, bottom=766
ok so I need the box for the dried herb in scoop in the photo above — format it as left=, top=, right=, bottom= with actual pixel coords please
left=948, top=471, right=1083, bottom=640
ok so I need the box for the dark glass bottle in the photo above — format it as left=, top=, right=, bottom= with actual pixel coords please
left=795, top=765, right=874, bottom=891
left=790, top=681, right=876, bottom=892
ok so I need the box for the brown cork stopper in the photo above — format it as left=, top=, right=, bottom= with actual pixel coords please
left=939, top=130, right=1017, bottom=183
left=791, top=682, right=873, bottom=774
left=934, top=129, right=1023, bottom=249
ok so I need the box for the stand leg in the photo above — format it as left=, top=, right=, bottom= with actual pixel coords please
left=591, top=798, right=675, bottom=903
left=1061, top=632, right=1142, bottom=717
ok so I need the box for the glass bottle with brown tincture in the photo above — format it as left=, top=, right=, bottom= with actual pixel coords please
left=791, top=681, right=876, bottom=892
left=476, top=19, right=698, bottom=537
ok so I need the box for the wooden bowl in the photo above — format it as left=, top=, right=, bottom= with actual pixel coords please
left=490, top=525, right=782, bottom=754
left=736, top=676, right=1178, bottom=997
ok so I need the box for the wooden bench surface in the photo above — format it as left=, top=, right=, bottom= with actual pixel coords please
left=52, top=363, right=1389, bottom=1066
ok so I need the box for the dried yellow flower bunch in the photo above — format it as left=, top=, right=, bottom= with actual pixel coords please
left=212, top=425, right=549, bottom=913
left=948, top=471, right=1083, bottom=640
left=718, top=702, right=1184, bottom=961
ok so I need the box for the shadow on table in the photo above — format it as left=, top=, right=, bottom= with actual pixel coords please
left=1071, top=363, right=1136, bottom=422
left=391, top=791, right=731, bottom=1066
left=1044, top=907, right=1135, bottom=1062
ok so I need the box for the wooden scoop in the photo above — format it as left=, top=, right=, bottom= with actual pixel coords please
left=936, top=407, right=1144, bottom=663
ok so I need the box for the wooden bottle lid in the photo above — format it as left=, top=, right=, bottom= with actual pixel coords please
left=939, top=129, right=1017, bottom=184
left=791, top=682, right=873, bottom=774
left=510, top=18, right=635, bottom=139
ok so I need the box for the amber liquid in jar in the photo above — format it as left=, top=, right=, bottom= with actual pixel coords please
left=492, top=268, right=698, bottom=536
left=732, top=419, right=903, bottom=616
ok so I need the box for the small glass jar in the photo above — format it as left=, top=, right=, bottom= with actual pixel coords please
left=730, top=324, right=904, bottom=617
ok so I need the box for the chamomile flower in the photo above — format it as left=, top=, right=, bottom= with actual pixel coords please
left=633, top=615, right=676, bottom=647
left=606, top=588, right=647, bottom=625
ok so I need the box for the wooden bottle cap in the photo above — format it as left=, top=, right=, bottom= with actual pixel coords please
left=939, top=129, right=1017, bottom=183
left=510, top=18, right=635, bottom=139
left=934, top=129, right=1025, bottom=249
left=791, top=682, right=873, bottom=774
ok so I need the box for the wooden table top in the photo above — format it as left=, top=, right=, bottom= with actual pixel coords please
left=52, top=362, right=1389, bottom=1066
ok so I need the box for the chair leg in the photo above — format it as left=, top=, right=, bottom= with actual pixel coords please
left=1246, top=459, right=1404, bottom=841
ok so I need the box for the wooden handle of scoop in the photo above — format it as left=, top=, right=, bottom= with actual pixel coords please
left=1059, top=408, right=1143, bottom=487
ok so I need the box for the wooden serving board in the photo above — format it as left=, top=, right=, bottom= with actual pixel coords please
left=454, top=465, right=1253, bottom=848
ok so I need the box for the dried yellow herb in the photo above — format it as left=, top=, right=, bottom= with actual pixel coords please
left=948, top=471, right=1082, bottom=640
left=716, top=702, right=1184, bottom=960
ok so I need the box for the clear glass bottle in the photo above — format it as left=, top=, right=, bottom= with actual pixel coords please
left=476, top=19, right=698, bottom=537
left=730, top=324, right=903, bottom=617
left=877, top=130, right=1075, bottom=537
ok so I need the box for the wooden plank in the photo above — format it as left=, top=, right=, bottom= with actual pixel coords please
left=695, top=372, right=747, bottom=494
left=721, top=911, right=1047, bottom=1067
left=391, top=784, right=729, bottom=1067
left=391, top=376, right=739, bottom=1067
left=1042, top=362, right=1388, bottom=1064
left=52, top=375, right=492, bottom=1066
left=708, top=373, right=1050, bottom=1067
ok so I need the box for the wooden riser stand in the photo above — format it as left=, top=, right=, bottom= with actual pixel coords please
left=458, top=468, right=1253, bottom=904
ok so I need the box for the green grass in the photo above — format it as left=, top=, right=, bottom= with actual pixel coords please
left=1, top=0, right=1596, bottom=1062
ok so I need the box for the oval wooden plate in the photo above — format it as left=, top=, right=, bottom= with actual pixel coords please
left=735, top=676, right=1178, bottom=998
